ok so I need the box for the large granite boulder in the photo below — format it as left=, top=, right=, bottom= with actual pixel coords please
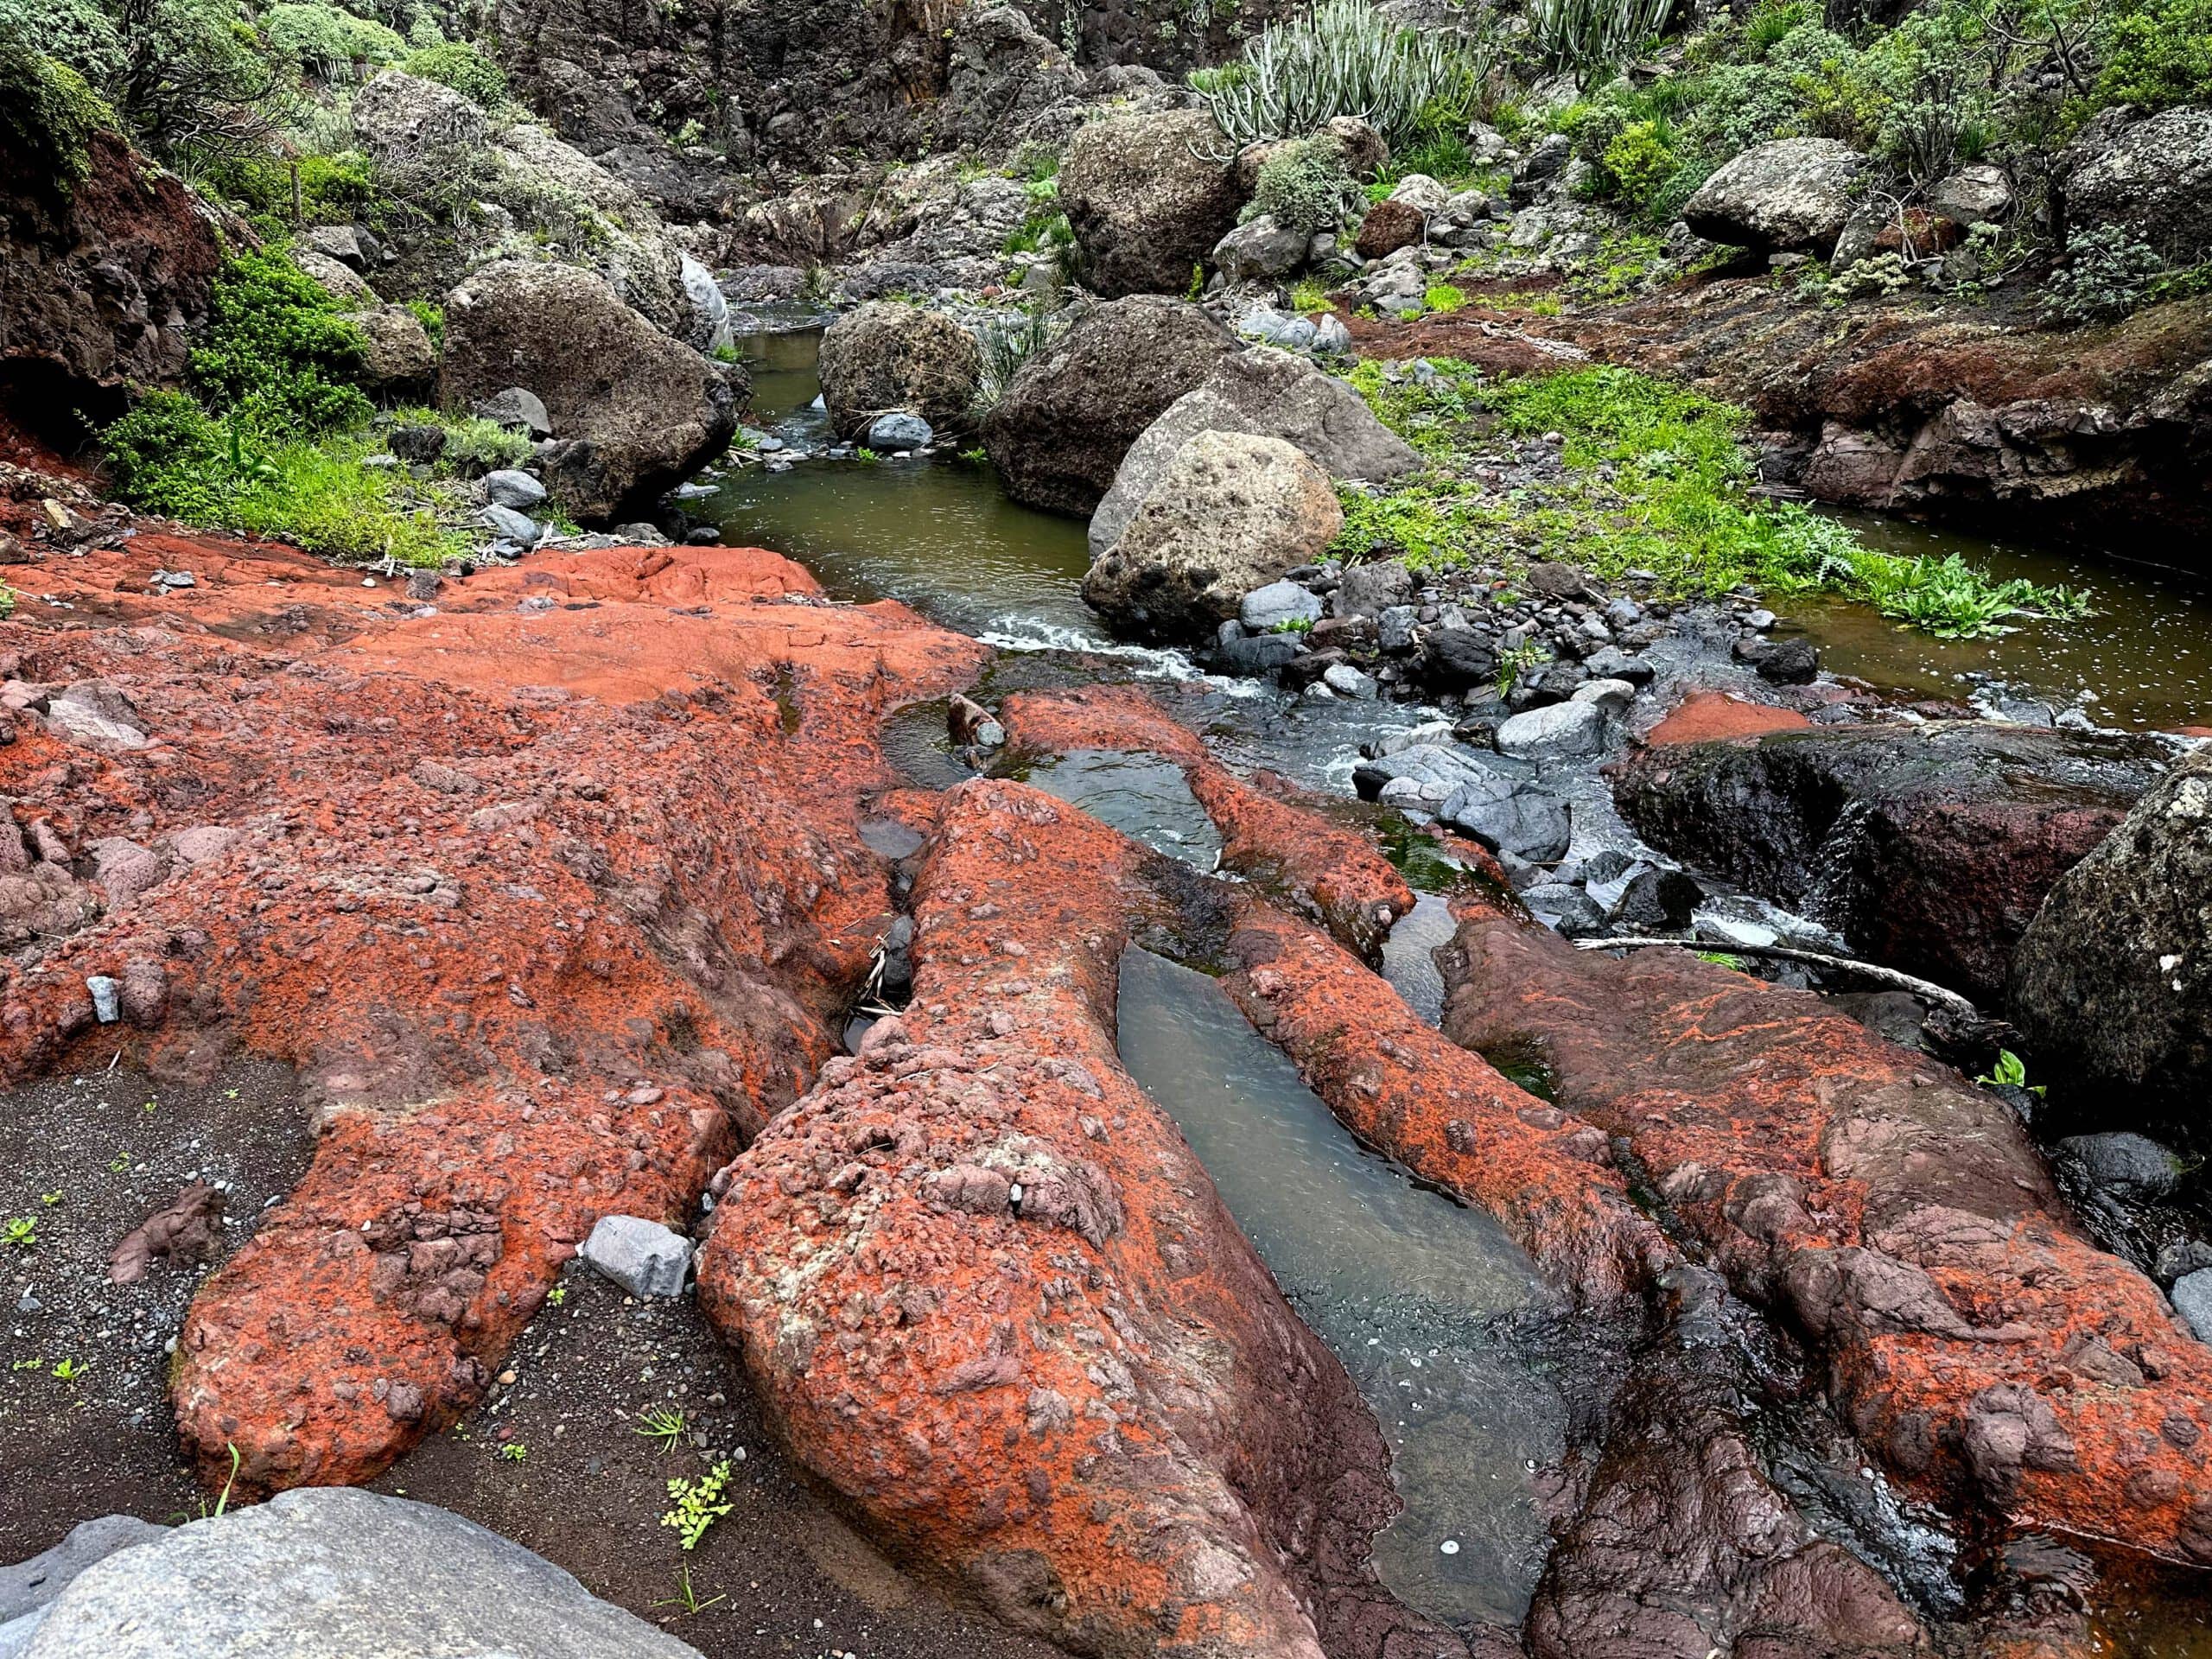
left=1682, top=137, right=1870, bottom=256
left=982, top=296, right=1234, bottom=515
left=2012, top=741, right=2210, bottom=1116
left=1083, top=429, right=1343, bottom=639
left=2068, top=105, right=2212, bottom=266
left=11, top=1490, right=700, bottom=1656
left=1090, top=347, right=1420, bottom=556
left=1060, top=109, right=1243, bottom=297
left=1614, top=721, right=2166, bottom=1003
left=816, top=300, right=982, bottom=436
left=439, top=259, right=738, bottom=523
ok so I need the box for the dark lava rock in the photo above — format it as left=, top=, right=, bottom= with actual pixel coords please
left=2011, top=742, right=2210, bottom=1120
left=1614, top=721, right=2166, bottom=1003
left=2057, top=1132, right=2183, bottom=1200
left=982, top=296, right=1232, bottom=516
left=1353, top=199, right=1425, bottom=260
left=1733, top=633, right=1821, bottom=684
left=1421, top=627, right=1499, bottom=691
left=389, top=423, right=448, bottom=464
left=1521, top=880, right=1605, bottom=934
left=1216, top=632, right=1304, bottom=677
left=1613, top=867, right=1704, bottom=931
left=1333, top=559, right=1414, bottom=619
left=1279, top=648, right=1348, bottom=690
left=1583, top=645, right=1656, bottom=686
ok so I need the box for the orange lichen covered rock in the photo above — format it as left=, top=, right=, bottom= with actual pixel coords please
left=0, top=539, right=984, bottom=1491
left=1002, top=685, right=1412, bottom=953
left=1219, top=902, right=1667, bottom=1307
left=697, top=779, right=1466, bottom=1659
left=1442, top=899, right=2212, bottom=1567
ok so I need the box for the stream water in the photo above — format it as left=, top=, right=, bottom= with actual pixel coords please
left=707, top=317, right=2211, bottom=1645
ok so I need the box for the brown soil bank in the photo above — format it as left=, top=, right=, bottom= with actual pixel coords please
left=1355, top=281, right=2212, bottom=564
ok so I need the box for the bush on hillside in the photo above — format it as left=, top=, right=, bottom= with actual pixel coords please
left=0, top=32, right=116, bottom=202
left=403, top=40, right=505, bottom=107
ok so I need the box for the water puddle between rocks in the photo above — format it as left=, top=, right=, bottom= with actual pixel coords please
left=1116, top=946, right=1581, bottom=1633
left=1021, top=750, right=1224, bottom=868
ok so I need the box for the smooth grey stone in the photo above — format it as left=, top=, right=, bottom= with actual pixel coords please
left=481, top=470, right=547, bottom=511
left=1, top=1515, right=166, bottom=1623
left=2174, top=1268, right=2212, bottom=1344
left=2059, top=1131, right=2183, bottom=1199
left=867, top=411, right=933, bottom=450
left=478, top=504, right=541, bottom=546
left=1238, top=580, right=1323, bottom=632
left=1440, top=777, right=1571, bottom=862
left=18, top=1491, right=701, bottom=1657
left=579, top=1213, right=693, bottom=1298
left=472, top=386, right=552, bottom=438
left=1495, top=698, right=1609, bottom=761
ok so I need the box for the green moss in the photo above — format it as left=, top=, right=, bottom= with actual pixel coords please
left=1334, top=359, right=2088, bottom=639
left=0, top=37, right=114, bottom=202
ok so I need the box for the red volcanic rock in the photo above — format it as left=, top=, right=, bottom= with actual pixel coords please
left=0, top=538, right=984, bottom=1492
left=1643, top=690, right=1812, bottom=746
left=1002, top=685, right=1413, bottom=954
left=1611, top=720, right=2164, bottom=1002
left=696, top=779, right=1466, bottom=1659
left=1354, top=199, right=1427, bottom=261
left=1442, top=900, right=2212, bottom=1567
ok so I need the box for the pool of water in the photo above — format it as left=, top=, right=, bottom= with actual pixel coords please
left=1022, top=750, right=1224, bottom=868
left=1798, top=512, right=2212, bottom=731
left=1116, top=947, right=1580, bottom=1632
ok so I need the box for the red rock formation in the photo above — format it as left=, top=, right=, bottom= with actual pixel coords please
left=696, top=778, right=1465, bottom=1659
left=0, top=538, right=983, bottom=1491
left=1442, top=899, right=2212, bottom=1567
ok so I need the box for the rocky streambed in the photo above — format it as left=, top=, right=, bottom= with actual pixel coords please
left=0, top=315, right=2209, bottom=1658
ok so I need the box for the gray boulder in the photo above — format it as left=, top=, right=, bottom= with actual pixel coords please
left=868, top=411, right=934, bottom=450
left=439, top=261, right=737, bottom=524
left=16, top=1490, right=701, bottom=1657
left=354, top=305, right=436, bottom=397
left=2012, top=742, right=2211, bottom=1116
left=1239, top=579, right=1323, bottom=632
left=45, top=681, right=150, bottom=752
left=1441, top=777, right=1572, bottom=863
left=482, top=469, right=548, bottom=511
left=982, top=296, right=1233, bottom=516
left=1, top=1516, right=164, bottom=1637
left=1929, top=162, right=2012, bottom=226
left=817, top=301, right=981, bottom=436
left=1494, top=697, right=1610, bottom=761
left=677, top=252, right=734, bottom=356
left=1091, top=347, right=1420, bottom=557
left=2175, top=1268, right=2212, bottom=1344
left=1212, top=214, right=1310, bottom=284
left=474, top=386, right=552, bottom=437
left=1061, top=109, right=1244, bottom=298
left=1083, top=431, right=1342, bottom=639
left=581, top=1212, right=694, bottom=1298
left=1682, top=137, right=1869, bottom=255
left=2068, top=106, right=2212, bottom=264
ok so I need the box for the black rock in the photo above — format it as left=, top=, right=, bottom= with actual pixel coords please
left=1734, top=634, right=1820, bottom=684
left=1421, top=627, right=1499, bottom=691
left=390, top=424, right=448, bottom=464
left=1217, top=633, right=1305, bottom=677
left=1277, top=648, right=1349, bottom=690
left=1614, top=867, right=1705, bottom=930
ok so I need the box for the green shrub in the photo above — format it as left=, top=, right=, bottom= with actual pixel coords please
left=404, top=40, right=505, bottom=107
left=1423, top=283, right=1468, bottom=311
left=2096, top=0, right=2212, bottom=111
left=262, top=2, right=406, bottom=82
left=0, top=35, right=115, bottom=202
left=405, top=299, right=446, bottom=353
left=198, top=150, right=380, bottom=226
left=191, top=247, right=373, bottom=433
left=101, top=392, right=235, bottom=519
left=1249, top=135, right=1360, bottom=233
left=0, top=0, right=123, bottom=86
left=2042, top=225, right=2164, bottom=324
left=441, top=415, right=532, bottom=472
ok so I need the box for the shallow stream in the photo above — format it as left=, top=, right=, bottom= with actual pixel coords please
left=707, top=317, right=2212, bottom=1646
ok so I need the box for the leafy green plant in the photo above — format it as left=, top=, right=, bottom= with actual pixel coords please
left=971, top=306, right=1062, bottom=416
left=261, top=2, right=405, bottom=84
left=654, top=1563, right=728, bottom=1614
left=662, top=1460, right=734, bottom=1550
left=190, top=247, right=372, bottom=434
left=1189, top=0, right=1491, bottom=150
left=853, top=447, right=881, bottom=464
left=2095, top=0, right=2212, bottom=112
left=1290, top=276, right=1334, bottom=313
left=959, top=445, right=988, bottom=462
left=406, top=300, right=446, bottom=353
left=1495, top=639, right=1549, bottom=697
left=498, top=1440, right=529, bottom=1462
left=1, top=1217, right=36, bottom=1249
left=404, top=40, right=505, bottom=107
left=1423, top=283, right=1468, bottom=312
left=1269, top=614, right=1317, bottom=634
left=50, top=1357, right=84, bottom=1382
left=1977, top=1048, right=2047, bottom=1096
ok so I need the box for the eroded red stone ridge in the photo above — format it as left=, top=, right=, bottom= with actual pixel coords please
left=1219, top=901, right=1668, bottom=1309
left=1002, top=684, right=1414, bottom=954
left=696, top=778, right=1466, bottom=1659
left=1442, top=895, right=2212, bottom=1567
left=0, top=540, right=983, bottom=1491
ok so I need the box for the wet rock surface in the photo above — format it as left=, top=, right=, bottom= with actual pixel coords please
left=2011, top=741, right=2211, bottom=1122
left=1613, top=720, right=2170, bottom=1002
